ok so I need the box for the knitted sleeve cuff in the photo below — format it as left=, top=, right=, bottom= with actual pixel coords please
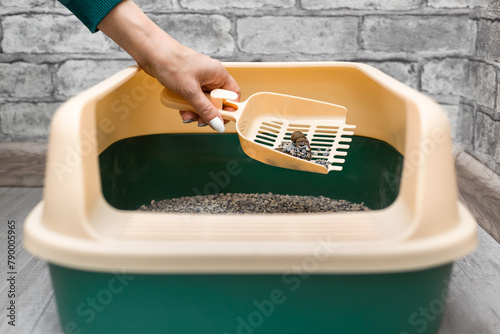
left=58, top=0, right=123, bottom=33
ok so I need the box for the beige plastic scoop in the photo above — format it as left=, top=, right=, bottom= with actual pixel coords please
left=161, top=88, right=355, bottom=174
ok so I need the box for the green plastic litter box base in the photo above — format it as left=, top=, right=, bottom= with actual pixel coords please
left=24, top=64, right=478, bottom=334
left=46, top=133, right=450, bottom=334
left=98, top=134, right=404, bottom=210
left=50, top=263, right=452, bottom=334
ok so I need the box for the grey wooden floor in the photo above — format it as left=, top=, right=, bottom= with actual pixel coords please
left=0, top=187, right=499, bottom=334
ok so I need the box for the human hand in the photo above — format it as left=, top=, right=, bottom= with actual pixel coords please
left=97, top=0, right=240, bottom=133
left=147, top=43, right=240, bottom=132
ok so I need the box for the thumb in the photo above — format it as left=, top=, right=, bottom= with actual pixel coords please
left=187, top=88, right=225, bottom=133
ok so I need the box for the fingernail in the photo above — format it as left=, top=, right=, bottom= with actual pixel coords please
left=209, top=117, right=225, bottom=134
left=183, top=119, right=195, bottom=124
left=198, top=123, right=208, bottom=127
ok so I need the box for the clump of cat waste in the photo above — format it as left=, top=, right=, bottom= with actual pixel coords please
left=276, top=131, right=330, bottom=169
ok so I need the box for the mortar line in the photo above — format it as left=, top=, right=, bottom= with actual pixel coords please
left=296, top=0, right=304, bottom=11
left=357, top=16, right=364, bottom=51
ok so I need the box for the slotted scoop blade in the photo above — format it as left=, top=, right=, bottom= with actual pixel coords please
left=161, top=88, right=355, bottom=174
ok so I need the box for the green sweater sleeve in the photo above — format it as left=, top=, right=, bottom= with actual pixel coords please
left=58, top=0, right=123, bottom=33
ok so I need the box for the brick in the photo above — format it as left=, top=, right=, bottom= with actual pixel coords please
left=471, top=0, right=500, bottom=19
left=0, top=102, right=59, bottom=142
left=56, top=60, right=135, bottom=98
left=421, top=58, right=467, bottom=100
left=151, top=14, right=234, bottom=57
left=180, top=0, right=295, bottom=10
left=477, top=20, right=500, bottom=63
left=0, top=19, right=3, bottom=53
left=446, top=103, right=474, bottom=147
left=441, top=105, right=460, bottom=143
left=474, top=0, right=500, bottom=9
left=302, top=0, right=421, bottom=10
left=427, top=0, right=469, bottom=8
left=362, top=16, right=475, bottom=54
left=0, top=0, right=51, bottom=8
left=473, top=111, right=500, bottom=167
left=465, top=61, right=497, bottom=109
left=134, top=0, right=175, bottom=11
left=497, top=78, right=500, bottom=118
left=237, top=16, right=358, bottom=55
left=0, top=62, right=53, bottom=98
left=1, top=15, right=118, bottom=54
left=366, top=62, right=418, bottom=89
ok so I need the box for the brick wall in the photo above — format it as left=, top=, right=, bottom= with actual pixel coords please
left=461, top=0, right=500, bottom=174
left=0, top=1, right=498, bottom=173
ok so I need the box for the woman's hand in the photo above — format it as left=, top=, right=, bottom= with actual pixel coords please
left=97, top=0, right=240, bottom=133
left=148, top=43, right=240, bottom=131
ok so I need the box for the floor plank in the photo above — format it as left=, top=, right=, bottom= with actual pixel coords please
left=0, top=188, right=53, bottom=334
left=455, top=149, right=500, bottom=243
left=0, top=187, right=12, bottom=197
left=0, top=188, right=43, bottom=282
left=0, top=143, right=47, bottom=187
left=438, top=227, right=500, bottom=334
left=0, top=188, right=498, bottom=334
left=31, top=296, right=63, bottom=334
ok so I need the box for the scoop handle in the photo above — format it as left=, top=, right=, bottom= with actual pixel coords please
left=161, top=88, right=241, bottom=122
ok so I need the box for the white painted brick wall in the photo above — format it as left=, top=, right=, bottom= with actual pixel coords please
left=0, top=0, right=499, bottom=175
left=427, top=0, right=470, bottom=8
left=134, top=0, right=175, bottom=11
left=180, top=0, right=295, bottom=10
left=473, top=111, right=500, bottom=174
left=2, top=15, right=119, bottom=54
left=477, top=20, right=500, bottom=63
left=361, top=16, right=475, bottom=54
left=421, top=58, right=467, bottom=104
left=301, top=0, right=421, bottom=11
left=151, top=14, right=234, bottom=56
left=465, top=61, right=497, bottom=110
left=0, top=102, right=60, bottom=141
left=365, top=61, right=419, bottom=89
left=237, top=16, right=359, bottom=55
left=56, top=60, right=135, bottom=98
left=0, top=63, right=53, bottom=98
left=0, top=0, right=52, bottom=8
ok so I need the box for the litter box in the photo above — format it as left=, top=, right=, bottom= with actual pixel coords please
left=24, top=62, right=477, bottom=334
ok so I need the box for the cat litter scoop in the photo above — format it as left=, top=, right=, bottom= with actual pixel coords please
left=161, top=88, right=356, bottom=174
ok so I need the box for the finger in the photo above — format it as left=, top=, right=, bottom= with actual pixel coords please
left=221, top=74, right=241, bottom=102
left=197, top=118, right=208, bottom=127
left=187, top=88, right=225, bottom=133
left=220, top=75, right=241, bottom=112
left=179, top=110, right=198, bottom=123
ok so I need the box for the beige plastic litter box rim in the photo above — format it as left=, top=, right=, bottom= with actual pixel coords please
left=23, top=62, right=477, bottom=274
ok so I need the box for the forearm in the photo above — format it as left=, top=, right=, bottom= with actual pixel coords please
left=96, top=0, right=239, bottom=133
left=96, top=0, right=180, bottom=76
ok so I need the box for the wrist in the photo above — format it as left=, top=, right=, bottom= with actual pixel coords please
left=139, top=32, right=185, bottom=79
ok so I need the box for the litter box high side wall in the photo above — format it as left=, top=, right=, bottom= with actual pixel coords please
left=1, top=1, right=499, bottom=181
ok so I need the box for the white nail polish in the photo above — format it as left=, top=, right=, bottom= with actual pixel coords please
left=209, top=117, right=225, bottom=134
